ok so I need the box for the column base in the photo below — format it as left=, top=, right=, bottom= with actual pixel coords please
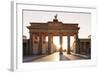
left=74, top=48, right=80, bottom=54
left=59, top=52, right=63, bottom=55
left=47, top=51, right=51, bottom=54
left=48, top=53, right=51, bottom=54
left=75, top=51, right=80, bottom=54
left=67, top=52, right=71, bottom=54
left=67, top=51, right=71, bottom=54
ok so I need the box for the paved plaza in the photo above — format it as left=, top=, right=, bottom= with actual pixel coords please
left=23, top=52, right=90, bottom=62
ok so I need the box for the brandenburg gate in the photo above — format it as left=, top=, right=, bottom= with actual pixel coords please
left=27, top=15, right=80, bottom=55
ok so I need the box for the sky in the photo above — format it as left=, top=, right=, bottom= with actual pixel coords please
left=23, top=10, right=91, bottom=49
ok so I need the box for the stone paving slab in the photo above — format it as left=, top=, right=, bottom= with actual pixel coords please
left=23, top=52, right=90, bottom=62
left=23, top=55, right=47, bottom=62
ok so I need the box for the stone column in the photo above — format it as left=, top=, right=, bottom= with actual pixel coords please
left=42, top=33, right=46, bottom=54
left=84, top=42, right=86, bottom=54
left=51, top=35, right=53, bottom=53
left=60, top=34, right=63, bottom=55
left=26, top=39, right=29, bottom=56
left=38, top=32, right=42, bottom=55
left=33, top=32, right=39, bottom=55
left=48, top=33, right=52, bottom=54
left=74, top=34, right=80, bottom=54
left=29, top=32, right=33, bottom=56
left=67, top=36, right=71, bottom=54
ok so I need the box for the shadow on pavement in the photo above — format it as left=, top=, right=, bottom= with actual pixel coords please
left=59, top=54, right=70, bottom=61
left=23, top=55, right=48, bottom=62
left=71, top=54, right=91, bottom=59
